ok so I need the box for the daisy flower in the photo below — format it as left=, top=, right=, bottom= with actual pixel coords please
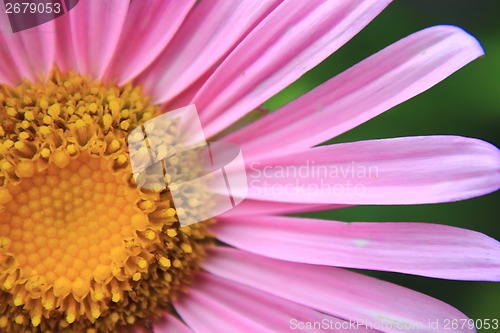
left=0, top=1, right=499, bottom=332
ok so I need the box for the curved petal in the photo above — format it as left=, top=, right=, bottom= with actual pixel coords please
left=0, top=33, right=21, bottom=85
left=175, top=272, right=378, bottom=333
left=220, top=199, right=345, bottom=218
left=202, top=247, right=475, bottom=333
left=213, top=215, right=500, bottom=281
left=150, top=313, right=193, bottom=333
left=227, top=25, right=485, bottom=161
left=197, top=0, right=392, bottom=137
left=137, top=0, right=282, bottom=104
left=0, top=20, right=55, bottom=83
left=54, top=9, right=77, bottom=72
left=68, top=0, right=129, bottom=79
left=104, top=0, right=196, bottom=84
left=245, top=136, right=500, bottom=204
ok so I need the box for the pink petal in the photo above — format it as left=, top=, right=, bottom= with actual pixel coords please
left=159, top=70, right=212, bottom=112
left=150, top=313, right=193, bottom=333
left=213, top=215, right=500, bottom=280
left=137, top=0, right=282, bottom=104
left=0, top=33, right=21, bottom=84
left=175, top=271, right=377, bottom=333
left=68, top=0, right=129, bottom=79
left=245, top=136, right=500, bottom=204
left=219, top=199, right=345, bottom=218
left=54, top=11, right=77, bottom=72
left=202, top=247, right=475, bottom=333
left=227, top=25, right=485, bottom=160
left=197, top=0, right=391, bottom=137
left=103, top=0, right=196, bottom=84
left=0, top=21, right=55, bottom=82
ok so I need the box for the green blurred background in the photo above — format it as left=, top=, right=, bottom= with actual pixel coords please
left=264, top=0, right=499, bottom=329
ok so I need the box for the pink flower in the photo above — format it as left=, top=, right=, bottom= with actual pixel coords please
left=0, top=1, right=499, bottom=333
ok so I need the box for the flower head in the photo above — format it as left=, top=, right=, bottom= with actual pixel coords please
left=0, top=70, right=213, bottom=331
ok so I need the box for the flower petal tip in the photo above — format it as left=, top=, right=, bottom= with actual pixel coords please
left=432, top=24, right=485, bottom=57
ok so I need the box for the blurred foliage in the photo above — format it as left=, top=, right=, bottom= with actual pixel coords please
left=264, top=0, right=500, bottom=328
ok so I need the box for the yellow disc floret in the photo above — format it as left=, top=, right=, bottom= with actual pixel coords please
left=0, top=69, right=213, bottom=332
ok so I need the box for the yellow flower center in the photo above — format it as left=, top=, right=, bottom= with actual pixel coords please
left=0, top=69, right=213, bottom=332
